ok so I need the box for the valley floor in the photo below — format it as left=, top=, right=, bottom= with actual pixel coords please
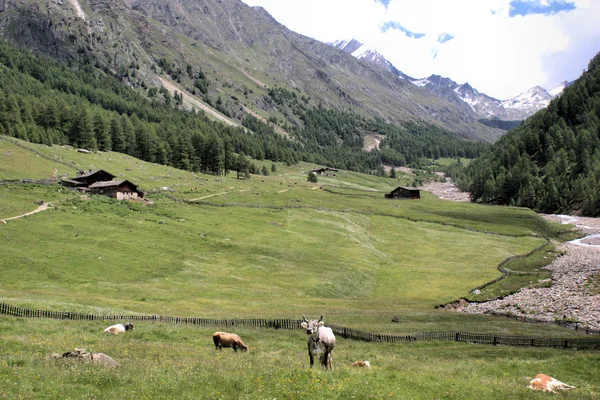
left=426, top=173, right=600, bottom=330
left=461, top=215, right=600, bottom=330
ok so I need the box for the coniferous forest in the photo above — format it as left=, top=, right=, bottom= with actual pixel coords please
left=454, top=52, right=600, bottom=216
left=0, top=41, right=486, bottom=176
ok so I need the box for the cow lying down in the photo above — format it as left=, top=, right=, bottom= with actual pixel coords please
left=351, top=360, right=371, bottom=369
left=213, top=331, right=249, bottom=352
left=104, top=322, right=134, bottom=335
left=527, top=374, right=575, bottom=393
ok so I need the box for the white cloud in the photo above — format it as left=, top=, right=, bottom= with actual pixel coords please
left=241, top=0, right=599, bottom=99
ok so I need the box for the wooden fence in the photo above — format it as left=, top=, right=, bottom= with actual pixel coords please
left=2, top=302, right=599, bottom=350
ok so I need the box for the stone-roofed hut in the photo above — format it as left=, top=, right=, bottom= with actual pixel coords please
left=70, top=170, right=116, bottom=186
left=88, top=180, right=144, bottom=200
left=311, top=167, right=338, bottom=176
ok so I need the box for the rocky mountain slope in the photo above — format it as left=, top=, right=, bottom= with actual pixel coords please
left=0, top=0, right=502, bottom=142
left=333, top=38, right=571, bottom=123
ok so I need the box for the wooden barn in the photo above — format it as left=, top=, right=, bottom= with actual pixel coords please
left=59, top=178, right=88, bottom=189
left=385, top=186, right=421, bottom=200
left=88, top=180, right=144, bottom=200
left=487, top=196, right=511, bottom=206
left=69, top=170, right=116, bottom=187
left=311, top=167, right=338, bottom=176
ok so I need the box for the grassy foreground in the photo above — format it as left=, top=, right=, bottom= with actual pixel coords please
left=2, top=317, right=599, bottom=400
left=1, top=138, right=598, bottom=398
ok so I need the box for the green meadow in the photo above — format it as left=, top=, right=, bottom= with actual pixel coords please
left=1, top=137, right=598, bottom=399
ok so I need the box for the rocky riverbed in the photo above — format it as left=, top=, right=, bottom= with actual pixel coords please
left=459, top=214, right=600, bottom=330
left=422, top=173, right=600, bottom=330
left=421, top=173, right=470, bottom=202
left=420, top=172, right=600, bottom=329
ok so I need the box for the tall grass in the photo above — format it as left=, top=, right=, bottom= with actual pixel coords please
left=1, top=317, right=598, bottom=399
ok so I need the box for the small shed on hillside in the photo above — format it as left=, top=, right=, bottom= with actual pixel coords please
left=385, top=186, right=421, bottom=200
left=487, top=196, right=511, bottom=206
left=88, top=180, right=144, bottom=200
left=311, top=167, right=338, bottom=176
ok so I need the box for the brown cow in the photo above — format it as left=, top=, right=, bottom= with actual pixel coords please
left=527, top=374, right=575, bottom=393
left=212, top=331, right=249, bottom=352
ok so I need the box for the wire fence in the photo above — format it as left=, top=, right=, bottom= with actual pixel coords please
left=2, top=302, right=599, bottom=350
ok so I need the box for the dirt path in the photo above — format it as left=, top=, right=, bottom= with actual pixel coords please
left=188, top=192, right=227, bottom=201
left=242, top=106, right=289, bottom=137
left=69, top=0, right=86, bottom=20
left=157, top=77, right=240, bottom=128
left=237, top=67, right=267, bottom=88
left=1, top=203, right=52, bottom=224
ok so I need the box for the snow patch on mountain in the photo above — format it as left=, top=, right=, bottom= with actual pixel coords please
left=332, top=38, right=571, bottom=122
left=549, top=81, right=571, bottom=97
left=501, top=86, right=552, bottom=111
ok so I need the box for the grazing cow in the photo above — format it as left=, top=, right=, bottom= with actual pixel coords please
left=301, top=315, right=336, bottom=370
left=212, top=332, right=249, bottom=352
left=527, top=374, right=575, bottom=393
left=351, top=360, right=371, bottom=369
left=103, top=322, right=134, bottom=335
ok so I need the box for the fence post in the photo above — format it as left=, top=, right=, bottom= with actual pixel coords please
left=455, top=332, right=460, bottom=342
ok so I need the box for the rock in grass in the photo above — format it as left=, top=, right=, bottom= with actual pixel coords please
left=51, top=348, right=119, bottom=367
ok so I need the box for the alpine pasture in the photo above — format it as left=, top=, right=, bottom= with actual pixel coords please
left=1, top=138, right=598, bottom=399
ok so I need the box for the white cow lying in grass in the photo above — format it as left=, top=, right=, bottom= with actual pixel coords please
left=104, top=322, right=134, bottom=335
left=301, top=315, right=335, bottom=370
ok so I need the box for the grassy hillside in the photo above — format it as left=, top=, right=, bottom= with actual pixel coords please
left=2, top=138, right=598, bottom=398
left=0, top=137, right=569, bottom=322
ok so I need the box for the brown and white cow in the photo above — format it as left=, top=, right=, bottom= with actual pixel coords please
left=301, top=315, right=336, bottom=370
left=212, top=331, right=249, bottom=352
left=527, top=374, right=575, bottom=393
left=351, top=360, right=371, bottom=369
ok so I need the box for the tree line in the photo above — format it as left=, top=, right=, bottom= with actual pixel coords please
left=0, top=40, right=487, bottom=178
left=453, top=52, right=600, bottom=216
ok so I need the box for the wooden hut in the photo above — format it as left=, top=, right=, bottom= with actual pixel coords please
left=311, top=167, right=338, bottom=176
left=487, top=196, right=510, bottom=206
left=88, top=180, right=144, bottom=200
left=385, top=186, right=421, bottom=200
left=70, top=170, right=116, bottom=187
left=59, top=178, right=88, bottom=189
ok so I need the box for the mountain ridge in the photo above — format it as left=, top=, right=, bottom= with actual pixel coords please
left=0, top=0, right=501, bottom=142
left=332, top=38, right=572, bottom=123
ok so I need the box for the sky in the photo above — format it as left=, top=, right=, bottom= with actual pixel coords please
left=240, top=0, right=600, bottom=100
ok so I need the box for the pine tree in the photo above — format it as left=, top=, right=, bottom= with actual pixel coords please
left=93, top=112, right=111, bottom=151
left=109, top=117, right=125, bottom=153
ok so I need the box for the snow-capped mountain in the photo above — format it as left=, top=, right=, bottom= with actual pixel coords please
left=332, top=38, right=570, bottom=123
left=414, top=76, right=562, bottom=120
left=331, top=39, right=411, bottom=80
left=549, top=81, right=572, bottom=97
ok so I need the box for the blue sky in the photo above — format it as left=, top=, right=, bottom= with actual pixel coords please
left=240, top=0, right=599, bottom=99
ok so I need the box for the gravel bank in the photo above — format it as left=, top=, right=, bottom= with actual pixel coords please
left=421, top=174, right=470, bottom=202
left=459, top=215, right=600, bottom=330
